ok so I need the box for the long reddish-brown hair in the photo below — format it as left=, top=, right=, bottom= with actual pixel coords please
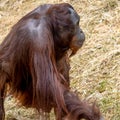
left=0, top=3, right=103, bottom=120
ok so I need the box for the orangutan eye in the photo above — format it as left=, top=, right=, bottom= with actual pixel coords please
left=76, top=16, right=80, bottom=25
left=76, top=20, right=79, bottom=25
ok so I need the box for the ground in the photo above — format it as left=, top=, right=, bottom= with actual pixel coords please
left=0, top=0, right=120, bottom=120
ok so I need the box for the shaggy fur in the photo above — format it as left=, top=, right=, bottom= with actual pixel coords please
left=0, top=3, right=103, bottom=120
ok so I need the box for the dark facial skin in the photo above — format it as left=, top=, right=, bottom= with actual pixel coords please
left=69, top=7, right=85, bottom=56
left=48, top=4, right=85, bottom=60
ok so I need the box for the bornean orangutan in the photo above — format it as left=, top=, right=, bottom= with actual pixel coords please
left=0, top=3, right=103, bottom=120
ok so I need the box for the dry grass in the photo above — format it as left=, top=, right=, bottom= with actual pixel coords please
left=0, top=0, right=120, bottom=120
